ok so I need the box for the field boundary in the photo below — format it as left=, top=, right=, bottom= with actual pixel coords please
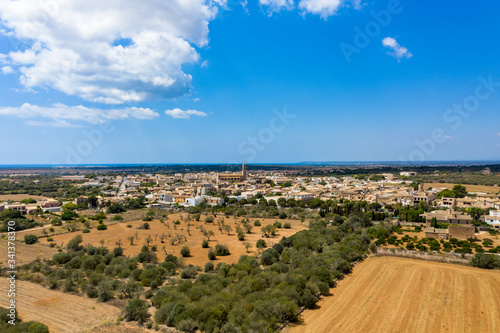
left=374, top=247, right=472, bottom=265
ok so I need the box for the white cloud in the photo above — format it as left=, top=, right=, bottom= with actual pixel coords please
left=165, top=108, right=207, bottom=119
left=0, top=0, right=224, bottom=104
left=298, top=0, right=361, bottom=19
left=0, top=103, right=160, bottom=126
left=25, top=119, right=82, bottom=128
left=260, top=0, right=294, bottom=14
left=1, top=66, right=14, bottom=74
left=382, top=37, right=413, bottom=61
left=259, top=0, right=360, bottom=18
left=241, top=0, right=249, bottom=13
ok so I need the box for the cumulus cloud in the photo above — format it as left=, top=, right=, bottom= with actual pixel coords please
left=165, top=108, right=207, bottom=119
left=382, top=37, right=413, bottom=61
left=298, top=0, right=360, bottom=19
left=260, top=0, right=294, bottom=14
left=0, top=0, right=224, bottom=104
left=0, top=103, right=160, bottom=126
left=259, top=0, right=360, bottom=18
left=1, top=66, right=14, bottom=74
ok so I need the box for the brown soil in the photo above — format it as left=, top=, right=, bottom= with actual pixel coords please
left=0, top=238, right=58, bottom=267
left=0, top=279, right=121, bottom=333
left=287, top=256, right=500, bottom=333
left=0, top=194, right=51, bottom=202
left=424, top=183, right=499, bottom=194
left=38, top=213, right=308, bottom=267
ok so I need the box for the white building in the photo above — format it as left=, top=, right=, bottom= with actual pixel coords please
left=485, top=210, right=500, bottom=225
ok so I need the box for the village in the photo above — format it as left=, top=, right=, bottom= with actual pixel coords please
left=2, top=164, right=500, bottom=243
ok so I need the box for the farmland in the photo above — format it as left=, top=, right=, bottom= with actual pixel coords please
left=0, top=194, right=51, bottom=202
left=424, top=183, right=499, bottom=194
left=0, top=238, right=58, bottom=267
left=0, top=279, right=121, bottom=333
left=37, top=213, right=308, bottom=266
left=288, top=256, right=500, bottom=333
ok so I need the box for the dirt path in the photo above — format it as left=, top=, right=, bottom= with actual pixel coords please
left=287, top=256, right=500, bottom=333
left=0, top=279, right=121, bottom=333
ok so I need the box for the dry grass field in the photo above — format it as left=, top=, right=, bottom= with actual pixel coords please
left=287, top=256, right=500, bottom=333
left=424, top=183, right=499, bottom=194
left=0, top=194, right=51, bottom=202
left=38, top=213, right=308, bottom=267
left=0, top=279, right=121, bottom=333
left=0, top=238, right=58, bottom=267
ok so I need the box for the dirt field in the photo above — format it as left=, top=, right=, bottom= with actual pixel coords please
left=0, top=279, right=121, bottom=333
left=424, top=183, right=499, bottom=194
left=0, top=238, right=58, bottom=267
left=0, top=194, right=51, bottom=202
left=287, top=256, right=500, bottom=333
left=39, top=214, right=308, bottom=267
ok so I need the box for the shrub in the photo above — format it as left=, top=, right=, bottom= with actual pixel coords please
left=61, top=210, right=79, bottom=220
left=176, top=318, right=198, bottom=333
left=261, top=248, right=279, bottom=266
left=28, top=322, right=50, bottom=333
left=24, top=234, right=38, bottom=245
left=96, top=224, right=107, bottom=230
left=139, top=222, right=150, bottom=229
left=67, top=234, right=83, bottom=251
left=51, top=218, right=62, bottom=226
left=113, top=247, right=124, bottom=257
left=107, top=203, right=126, bottom=214
left=204, top=262, right=214, bottom=272
left=254, top=220, right=261, bottom=226
left=482, top=239, right=494, bottom=247
left=180, top=246, right=191, bottom=258
left=208, top=249, right=216, bottom=260
left=273, top=221, right=282, bottom=228
left=180, top=265, right=198, bottom=279
left=279, top=212, right=287, bottom=219
left=283, top=222, right=291, bottom=229
left=256, top=239, right=267, bottom=249
left=201, top=239, right=209, bottom=248
left=112, top=215, right=124, bottom=221
left=124, top=299, right=151, bottom=325
left=82, top=228, right=90, bottom=233
left=237, top=232, right=245, bottom=241
left=215, top=244, right=230, bottom=256
left=471, top=253, right=500, bottom=269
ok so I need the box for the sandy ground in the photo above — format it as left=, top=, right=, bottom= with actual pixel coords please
left=0, top=238, right=58, bottom=267
left=287, top=256, right=500, bottom=333
left=38, top=214, right=308, bottom=267
left=424, top=183, right=499, bottom=194
left=0, top=279, right=121, bottom=333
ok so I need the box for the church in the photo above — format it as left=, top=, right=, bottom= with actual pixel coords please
left=217, top=164, right=248, bottom=183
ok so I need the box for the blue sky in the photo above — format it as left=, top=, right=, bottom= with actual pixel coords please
left=0, top=0, right=499, bottom=164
